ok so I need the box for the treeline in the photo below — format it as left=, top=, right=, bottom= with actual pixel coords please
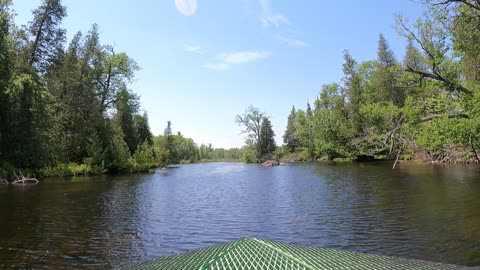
left=281, top=0, right=480, bottom=164
left=0, top=0, right=158, bottom=177
left=0, top=0, right=238, bottom=178
left=154, top=121, right=242, bottom=165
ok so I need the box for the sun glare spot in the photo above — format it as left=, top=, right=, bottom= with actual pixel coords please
left=174, top=0, right=197, bottom=16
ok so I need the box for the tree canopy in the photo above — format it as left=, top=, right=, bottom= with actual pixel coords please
left=0, top=0, right=241, bottom=178
left=236, top=106, right=276, bottom=162
left=279, top=0, right=480, bottom=164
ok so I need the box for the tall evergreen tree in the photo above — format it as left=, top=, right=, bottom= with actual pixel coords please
left=163, top=121, right=176, bottom=164
left=342, top=50, right=363, bottom=134
left=294, top=108, right=316, bottom=160
left=283, top=106, right=298, bottom=152
left=114, top=85, right=139, bottom=154
left=403, top=40, right=427, bottom=74
left=107, top=120, right=131, bottom=171
left=134, top=112, right=153, bottom=145
left=375, top=34, right=403, bottom=106
left=28, top=0, right=67, bottom=73
left=259, top=117, right=276, bottom=156
left=306, top=102, right=313, bottom=116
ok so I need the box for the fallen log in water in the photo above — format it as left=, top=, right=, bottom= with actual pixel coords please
left=12, top=178, right=39, bottom=184
left=11, top=171, right=39, bottom=184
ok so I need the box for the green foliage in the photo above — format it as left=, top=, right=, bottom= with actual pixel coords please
left=0, top=0, right=162, bottom=175
left=2, top=74, right=51, bottom=167
left=236, top=105, right=277, bottom=161
left=152, top=129, right=242, bottom=166
left=273, top=147, right=287, bottom=160
left=312, top=109, right=352, bottom=160
left=259, top=117, right=276, bottom=157
left=3, top=0, right=480, bottom=174
left=241, top=144, right=259, bottom=163
left=131, top=141, right=156, bottom=172
left=277, top=1, right=480, bottom=164
left=175, top=136, right=197, bottom=163
left=293, top=109, right=316, bottom=160
left=135, top=112, right=153, bottom=145
left=114, top=86, right=140, bottom=154
left=283, top=106, right=298, bottom=152
left=372, top=34, right=404, bottom=106
left=342, top=51, right=364, bottom=133
left=28, top=0, right=67, bottom=72
left=84, top=132, right=107, bottom=168
left=416, top=117, right=460, bottom=160
left=0, top=161, right=14, bottom=178
left=162, top=121, right=176, bottom=164
left=235, top=105, right=265, bottom=157
left=40, top=162, right=102, bottom=177
left=107, top=121, right=131, bottom=171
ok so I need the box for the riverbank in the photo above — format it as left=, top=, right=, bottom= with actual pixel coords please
left=277, top=151, right=480, bottom=166
left=2, top=156, right=477, bottom=182
left=0, top=161, right=159, bottom=181
left=0, top=159, right=246, bottom=181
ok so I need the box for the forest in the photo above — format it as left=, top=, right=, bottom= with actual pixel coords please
left=0, top=0, right=240, bottom=178
left=276, top=0, right=480, bottom=165
left=1, top=0, right=480, bottom=179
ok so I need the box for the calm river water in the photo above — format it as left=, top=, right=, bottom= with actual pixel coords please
left=0, top=162, right=479, bottom=268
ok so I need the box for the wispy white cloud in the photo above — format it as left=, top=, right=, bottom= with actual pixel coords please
left=258, top=0, right=290, bottom=28
left=203, top=62, right=231, bottom=71
left=220, top=51, right=271, bottom=64
left=276, top=36, right=310, bottom=47
left=204, top=50, right=271, bottom=71
left=183, top=45, right=204, bottom=54
left=261, top=14, right=291, bottom=28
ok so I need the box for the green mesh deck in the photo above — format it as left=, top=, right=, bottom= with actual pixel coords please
left=120, top=238, right=466, bottom=270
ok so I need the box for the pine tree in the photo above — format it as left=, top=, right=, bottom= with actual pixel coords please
left=342, top=50, right=363, bottom=134
left=134, top=112, right=153, bottom=145
left=283, top=106, right=298, bottom=152
left=306, top=102, right=313, bottom=116
left=375, top=34, right=403, bottom=106
left=108, top=120, right=131, bottom=170
left=259, top=117, right=276, bottom=156
left=114, top=85, right=139, bottom=154
left=404, top=40, right=427, bottom=73
left=163, top=121, right=176, bottom=164
left=28, top=0, right=67, bottom=73
left=377, top=34, right=396, bottom=68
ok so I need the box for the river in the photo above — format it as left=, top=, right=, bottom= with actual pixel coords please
left=0, top=162, right=479, bottom=268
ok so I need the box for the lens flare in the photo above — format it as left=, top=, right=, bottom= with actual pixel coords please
left=174, top=0, right=197, bottom=16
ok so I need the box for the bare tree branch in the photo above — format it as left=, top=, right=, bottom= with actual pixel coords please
left=418, top=113, right=469, bottom=123
left=405, top=65, right=473, bottom=95
left=432, top=0, right=480, bottom=12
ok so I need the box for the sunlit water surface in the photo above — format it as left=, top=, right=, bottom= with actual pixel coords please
left=0, top=162, right=479, bottom=268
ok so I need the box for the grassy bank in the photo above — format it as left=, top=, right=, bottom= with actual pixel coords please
left=0, top=161, right=160, bottom=180
left=0, top=158, right=243, bottom=181
left=276, top=149, right=479, bottom=165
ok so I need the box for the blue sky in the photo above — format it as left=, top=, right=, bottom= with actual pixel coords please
left=12, top=0, right=425, bottom=148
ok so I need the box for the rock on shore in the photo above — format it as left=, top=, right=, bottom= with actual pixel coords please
left=260, top=160, right=281, bottom=167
